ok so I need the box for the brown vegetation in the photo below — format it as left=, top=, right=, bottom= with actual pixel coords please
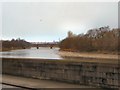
left=59, top=26, right=120, bottom=53
left=1, top=38, right=31, bottom=51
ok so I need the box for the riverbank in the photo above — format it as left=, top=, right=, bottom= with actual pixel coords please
left=58, top=51, right=118, bottom=60
left=1, top=47, right=31, bottom=52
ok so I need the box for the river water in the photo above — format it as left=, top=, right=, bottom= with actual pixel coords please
left=0, top=47, right=62, bottom=59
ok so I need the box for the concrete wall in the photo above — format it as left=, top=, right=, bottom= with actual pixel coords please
left=2, top=58, right=120, bottom=88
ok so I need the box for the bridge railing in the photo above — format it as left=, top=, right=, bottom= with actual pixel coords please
left=2, top=57, right=120, bottom=89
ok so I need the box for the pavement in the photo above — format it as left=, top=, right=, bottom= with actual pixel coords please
left=2, top=84, right=19, bottom=88
left=2, top=75, right=93, bottom=89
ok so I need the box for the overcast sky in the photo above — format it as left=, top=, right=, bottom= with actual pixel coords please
left=2, top=2, right=118, bottom=42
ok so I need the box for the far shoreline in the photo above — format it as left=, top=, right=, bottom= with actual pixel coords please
left=0, top=47, right=31, bottom=52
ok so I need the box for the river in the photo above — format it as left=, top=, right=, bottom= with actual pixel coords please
left=0, top=47, right=62, bottom=59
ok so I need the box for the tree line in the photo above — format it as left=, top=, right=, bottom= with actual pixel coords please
left=1, top=38, right=31, bottom=51
left=59, top=26, right=120, bottom=53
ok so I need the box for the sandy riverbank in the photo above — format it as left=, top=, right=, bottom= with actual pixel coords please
left=58, top=51, right=119, bottom=60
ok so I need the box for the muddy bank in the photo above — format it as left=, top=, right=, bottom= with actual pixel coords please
left=58, top=51, right=118, bottom=60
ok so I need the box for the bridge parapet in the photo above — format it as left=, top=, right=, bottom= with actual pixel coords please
left=2, top=58, right=120, bottom=89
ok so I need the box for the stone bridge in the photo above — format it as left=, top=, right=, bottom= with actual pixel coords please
left=2, top=57, right=120, bottom=89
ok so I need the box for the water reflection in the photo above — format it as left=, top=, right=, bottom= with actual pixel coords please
left=0, top=47, right=62, bottom=59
